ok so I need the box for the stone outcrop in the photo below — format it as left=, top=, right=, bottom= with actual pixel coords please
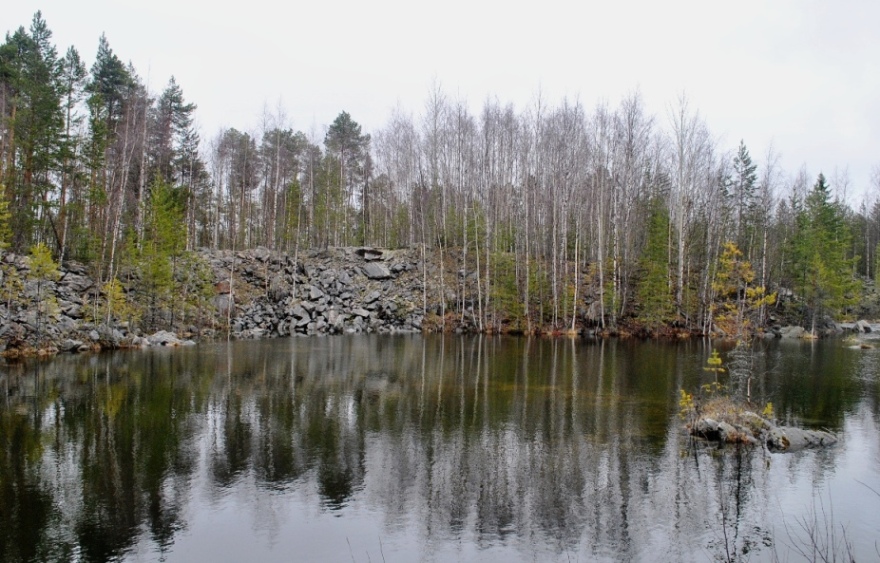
left=207, top=247, right=427, bottom=339
left=690, top=411, right=838, bottom=453
left=0, top=246, right=433, bottom=356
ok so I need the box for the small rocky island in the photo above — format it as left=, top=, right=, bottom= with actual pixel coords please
left=681, top=379, right=838, bottom=453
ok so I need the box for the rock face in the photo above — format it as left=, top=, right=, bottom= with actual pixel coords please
left=219, top=247, right=427, bottom=339
left=0, top=246, right=433, bottom=355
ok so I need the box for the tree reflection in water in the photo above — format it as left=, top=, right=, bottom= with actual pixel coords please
left=0, top=335, right=877, bottom=562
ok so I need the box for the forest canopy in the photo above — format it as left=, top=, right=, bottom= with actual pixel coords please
left=2, top=12, right=878, bottom=333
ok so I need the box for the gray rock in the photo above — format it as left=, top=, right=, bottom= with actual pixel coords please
left=356, top=247, right=384, bottom=261
left=300, top=301, right=316, bottom=314
left=239, top=329, right=265, bottom=339
left=290, top=305, right=309, bottom=320
left=767, top=426, right=837, bottom=452
left=95, top=326, right=124, bottom=347
left=129, top=336, right=150, bottom=348
left=779, top=326, right=806, bottom=339
left=147, top=330, right=183, bottom=346
left=58, top=339, right=84, bottom=352
left=214, top=294, right=234, bottom=316
left=269, top=275, right=289, bottom=300
left=352, top=308, right=370, bottom=318
left=59, top=273, right=93, bottom=293
left=58, top=301, right=82, bottom=319
left=362, top=263, right=392, bottom=280
left=253, top=247, right=271, bottom=262
left=364, top=290, right=381, bottom=304
left=856, top=319, right=872, bottom=333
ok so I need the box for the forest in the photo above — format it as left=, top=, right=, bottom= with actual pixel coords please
left=2, top=12, right=878, bottom=337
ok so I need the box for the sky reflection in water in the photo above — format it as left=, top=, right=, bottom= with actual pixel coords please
left=1, top=335, right=878, bottom=562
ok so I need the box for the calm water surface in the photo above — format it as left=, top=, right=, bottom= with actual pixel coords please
left=1, top=335, right=879, bottom=562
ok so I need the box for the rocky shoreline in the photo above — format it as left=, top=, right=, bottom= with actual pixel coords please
left=0, top=246, right=439, bottom=358
left=1, top=245, right=878, bottom=359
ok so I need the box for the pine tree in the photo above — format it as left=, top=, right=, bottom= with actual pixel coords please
left=324, top=111, right=370, bottom=245
left=57, top=46, right=87, bottom=260
left=0, top=13, right=65, bottom=250
left=87, top=34, right=130, bottom=128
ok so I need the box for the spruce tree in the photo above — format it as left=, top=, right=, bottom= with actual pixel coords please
left=636, top=199, right=674, bottom=327
left=789, top=173, right=858, bottom=332
left=731, top=141, right=758, bottom=254
left=134, top=178, right=186, bottom=330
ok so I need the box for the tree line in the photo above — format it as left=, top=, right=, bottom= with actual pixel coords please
left=2, top=12, right=878, bottom=334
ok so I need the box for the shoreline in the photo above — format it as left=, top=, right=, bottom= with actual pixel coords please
left=1, top=246, right=875, bottom=361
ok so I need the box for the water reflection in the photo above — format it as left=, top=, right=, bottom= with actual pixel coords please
left=1, top=336, right=878, bottom=562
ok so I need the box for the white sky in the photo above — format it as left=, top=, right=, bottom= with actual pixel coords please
left=7, top=0, right=880, bottom=203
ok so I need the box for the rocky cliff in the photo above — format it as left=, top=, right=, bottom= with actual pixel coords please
left=0, top=246, right=440, bottom=357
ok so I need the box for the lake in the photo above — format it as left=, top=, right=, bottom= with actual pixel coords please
left=1, top=335, right=879, bottom=562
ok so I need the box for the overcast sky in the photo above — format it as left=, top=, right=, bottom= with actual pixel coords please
left=7, top=0, right=880, bottom=202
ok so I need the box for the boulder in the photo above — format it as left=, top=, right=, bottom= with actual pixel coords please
left=355, top=247, right=384, bottom=261
left=59, top=273, right=93, bottom=293
left=58, top=339, right=85, bottom=353
left=147, top=330, right=183, bottom=346
left=300, top=301, right=316, bottom=314
left=779, top=326, right=805, bottom=339
left=364, top=290, right=381, bottom=304
left=362, top=263, right=392, bottom=280
left=290, top=304, right=309, bottom=319
left=856, top=319, right=872, bottom=333
left=214, top=294, right=234, bottom=315
left=96, top=326, right=124, bottom=348
left=268, top=275, right=289, bottom=300
left=128, top=336, right=150, bottom=348
left=766, top=426, right=838, bottom=452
